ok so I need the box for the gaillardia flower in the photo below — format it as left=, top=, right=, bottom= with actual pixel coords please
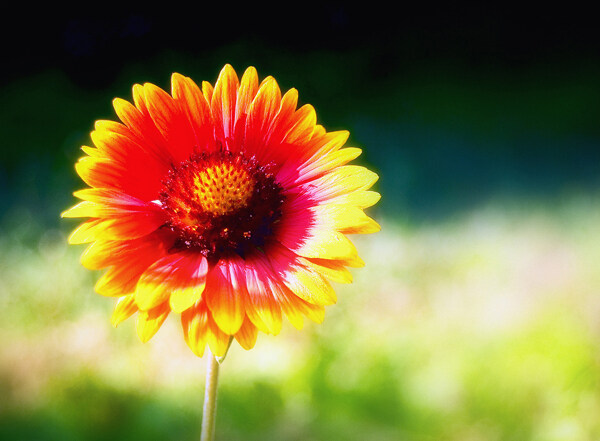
left=63, top=65, right=380, bottom=357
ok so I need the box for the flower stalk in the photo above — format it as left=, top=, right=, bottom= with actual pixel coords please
left=201, top=338, right=231, bottom=441
left=201, top=350, right=220, bottom=441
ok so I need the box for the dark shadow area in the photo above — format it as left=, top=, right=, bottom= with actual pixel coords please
left=1, top=5, right=599, bottom=226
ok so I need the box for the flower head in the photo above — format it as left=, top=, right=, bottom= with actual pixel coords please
left=63, top=65, right=380, bottom=357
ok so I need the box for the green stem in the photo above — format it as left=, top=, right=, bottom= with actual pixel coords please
left=200, top=351, right=220, bottom=441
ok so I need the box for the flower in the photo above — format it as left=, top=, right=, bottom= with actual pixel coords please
left=63, top=65, right=380, bottom=357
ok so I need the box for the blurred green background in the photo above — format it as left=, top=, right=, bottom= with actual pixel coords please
left=2, top=5, right=600, bottom=441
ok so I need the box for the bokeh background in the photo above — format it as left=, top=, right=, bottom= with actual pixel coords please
left=2, top=5, right=600, bottom=440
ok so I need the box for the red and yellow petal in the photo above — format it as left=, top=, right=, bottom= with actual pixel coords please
left=211, top=64, right=240, bottom=144
left=111, top=294, right=138, bottom=327
left=171, top=73, right=214, bottom=151
left=88, top=127, right=169, bottom=199
left=136, top=301, right=170, bottom=343
left=135, top=251, right=208, bottom=313
left=112, top=96, right=173, bottom=166
left=267, top=243, right=337, bottom=306
left=206, top=312, right=233, bottom=357
left=203, top=258, right=246, bottom=335
left=244, top=76, right=283, bottom=159
left=301, top=256, right=354, bottom=284
left=296, top=164, right=380, bottom=204
left=234, top=67, right=259, bottom=131
left=82, top=233, right=170, bottom=297
left=243, top=256, right=283, bottom=335
left=234, top=316, right=259, bottom=351
left=311, top=204, right=381, bottom=235
left=181, top=300, right=210, bottom=357
left=276, top=206, right=360, bottom=262
left=276, top=129, right=348, bottom=185
left=278, top=284, right=326, bottom=328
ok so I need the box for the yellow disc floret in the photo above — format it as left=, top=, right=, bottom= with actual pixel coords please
left=193, top=162, right=255, bottom=216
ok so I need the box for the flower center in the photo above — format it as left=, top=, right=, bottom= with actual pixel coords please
left=160, top=150, right=284, bottom=260
left=193, top=161, right=254, bottom=216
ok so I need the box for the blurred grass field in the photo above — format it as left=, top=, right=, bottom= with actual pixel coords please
left=2, top=9, right=600, bottom=440
left=2, top=193, right=600, bottom=441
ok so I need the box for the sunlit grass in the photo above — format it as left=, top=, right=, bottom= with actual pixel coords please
left=2, top=193, right=600, bottom=440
